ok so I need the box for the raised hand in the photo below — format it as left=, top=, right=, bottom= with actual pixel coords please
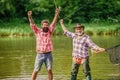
left=59, top=19, right=63, bottom=24
left=27, top=11, right=32, bottom=17
left=27, top=11, right=34, bottom=24
left=91, top=47, right=105, bottom=53
left=55, top=7, right=60, bottom=15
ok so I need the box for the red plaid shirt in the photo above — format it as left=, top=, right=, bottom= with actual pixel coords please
left=30, top=23, right=55, bottom=53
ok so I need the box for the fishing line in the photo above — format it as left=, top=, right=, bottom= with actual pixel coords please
left=53, top=0, right=81, bottom=21
left=53, top=0, right=120, bottom=65
left=53, top=0, right=61, bottom=21
left=63, top=7, right=81, bottom=20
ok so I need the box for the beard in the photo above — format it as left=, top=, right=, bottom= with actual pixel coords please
left=76, top=31, right=84, bottom=36
left=42, top=27, right=49, bottom=33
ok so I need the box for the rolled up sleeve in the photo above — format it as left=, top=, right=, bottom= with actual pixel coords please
left=30, top=23, right=39, bottom=35
left=64, top=31, right=75, bottom=38
left=86, top=37, right=100, bottom=51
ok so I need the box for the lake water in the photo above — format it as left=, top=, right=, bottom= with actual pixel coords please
left=0, top=35, right=120, bottom=80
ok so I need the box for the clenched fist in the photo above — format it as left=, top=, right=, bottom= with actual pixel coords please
left=27, top=11, right=32, bottom=16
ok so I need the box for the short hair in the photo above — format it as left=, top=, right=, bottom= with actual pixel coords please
left=41, top=20, right=49, bottom=24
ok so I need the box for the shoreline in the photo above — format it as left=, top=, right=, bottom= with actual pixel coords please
left=0, top=32, right=120, bottom=37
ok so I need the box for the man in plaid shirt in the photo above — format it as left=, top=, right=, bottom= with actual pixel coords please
left=60, top=19, right=105, bottom=80
left=27, top=7, right=60, bottom=80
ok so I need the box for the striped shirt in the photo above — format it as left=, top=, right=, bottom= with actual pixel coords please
left=30, top=23, right=55, bottom=53
left=64, top=31, right=100, bottom=58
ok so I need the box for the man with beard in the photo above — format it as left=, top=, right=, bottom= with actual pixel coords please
left=27, top=7, right=60, bottom=80
left=59, top=19, right=105, bottom=80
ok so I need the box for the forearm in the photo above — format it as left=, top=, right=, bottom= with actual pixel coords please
left=51, top=13, right=59, bottom=25
left=60, top=23, right=67, bottom=32
left=28, top=15, right=35, bottom=24
left=51, top=7, right=60, bottom=25
left=91, top=47, right=105, bottom=53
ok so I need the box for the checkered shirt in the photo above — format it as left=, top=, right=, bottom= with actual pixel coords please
left=30, top=23, right=55, bottom=52
left=64, top=31, right=100, bottom=58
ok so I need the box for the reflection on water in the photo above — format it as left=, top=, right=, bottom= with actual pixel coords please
left=0, top=37, right=36, bottom=80
left=0, top=36, right=120, bottom=80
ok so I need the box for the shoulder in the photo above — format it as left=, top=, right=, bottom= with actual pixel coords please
left=82, top=34, right=90, bottom=41
left=83, top=34, right=89, bottom=38
left=65, top=31, right=75, bottom=35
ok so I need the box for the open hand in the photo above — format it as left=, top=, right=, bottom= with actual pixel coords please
left=92, top=48, right=105, bottom=53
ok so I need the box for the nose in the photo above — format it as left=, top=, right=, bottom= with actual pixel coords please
left=44, top=24, right=48, bottom=27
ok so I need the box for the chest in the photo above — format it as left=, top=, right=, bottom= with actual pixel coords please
left=35, top=30, right=51, bottom=41
left=37, top=30, right=51, bottom=37
left=73, top=36, right=87, bottom=44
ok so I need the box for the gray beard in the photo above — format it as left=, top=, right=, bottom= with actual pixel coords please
left=77, top=31, right=84, bottom=36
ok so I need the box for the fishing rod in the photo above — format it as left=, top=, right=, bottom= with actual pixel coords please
left=54, top=0, right=57, bottom=8
left=53, top=0, right=61, bottom=20
left=63, top=7, right=81, bottom=20
left=53, top=0, right=81, bottom=20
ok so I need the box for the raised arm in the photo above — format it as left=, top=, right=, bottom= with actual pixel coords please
left=27, top=11, right=39, bottom=34
left=51, top=7, right=60, bottom=25
left=27, top=11, right=35, bottom=24
left=59, top=19, right=67, bottom=32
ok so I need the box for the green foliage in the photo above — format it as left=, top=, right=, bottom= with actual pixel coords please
left=0, top=0, right=120, bottom=22
left=0, top=0, right=15, bottom=17
left=0, top=18, right=120, bottom=37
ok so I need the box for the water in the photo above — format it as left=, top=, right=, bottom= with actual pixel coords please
left=0, top=35, right=120, bottom=80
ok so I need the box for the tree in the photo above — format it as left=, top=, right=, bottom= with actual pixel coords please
left=0, top=0, right=15, bottom=18
left=0, top=0, right=120, bottom=22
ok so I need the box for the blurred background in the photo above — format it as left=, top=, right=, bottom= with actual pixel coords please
left=0, top=0, right=120, bottom=36
left=0, top=0, right=120, bottom=80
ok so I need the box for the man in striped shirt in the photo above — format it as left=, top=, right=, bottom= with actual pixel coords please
left=27, top=7, right=60, bottom=80
left=60, top=19, right=105, bottom=80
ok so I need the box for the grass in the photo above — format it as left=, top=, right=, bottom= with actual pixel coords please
left=84, top=22, right=120, bottom=35
left=0, top=18, right=33, bottom=37
left=0, top=18, right=120, bottom=37
left=54, top=22, right=120, bottom=36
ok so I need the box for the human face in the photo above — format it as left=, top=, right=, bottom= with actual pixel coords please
left=42, top=22, right=49, bottom=28
left=42, top=23, right=49, bottom=33
left=75, top=27, right=84, bottom=36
